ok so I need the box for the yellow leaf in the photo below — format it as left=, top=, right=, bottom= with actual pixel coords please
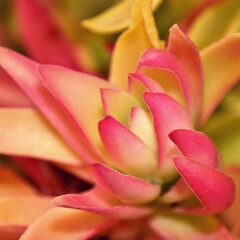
left=109, top=0, right=164, bottom=90
left=82, top=0, right=163, bottom=34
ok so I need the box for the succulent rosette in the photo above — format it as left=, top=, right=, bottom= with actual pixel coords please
left=0, top=0, right=240, bottom=239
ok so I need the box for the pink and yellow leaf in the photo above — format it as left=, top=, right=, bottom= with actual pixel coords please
left=98, top=115, right=157, bottom=178
left=39, top=64, right=114, bottom=161
left=109, top=0, right=163, bottom=90
left=90, top=163, right=160, bottom=204
left=169, top=129, right=220, bottom=168
left=144, top=92, right=192, bottom=179
left=173, top=155, right=235, bottom=214
left=0, top=47, right=97, bottom=163
left=167, top=24, right=203, bottom=121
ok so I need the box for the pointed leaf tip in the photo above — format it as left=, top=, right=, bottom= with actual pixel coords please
left=169, top=129, right=220, bottom=168
left=173, top=155, right=235, bottom=214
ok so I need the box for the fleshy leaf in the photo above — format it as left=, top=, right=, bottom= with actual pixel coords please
left=167, top=24, right=203, bottom=121
left=82, top=0, right=163, bottom=34
left=39, top=64, right=113, bottom=160
left=19, top=208, right=112, bottom=240
left=0, top=47, right=97, bottom=163
left=138, top=49, right=192, bottom=109
left=90, top=163, right=160, bottom=204
left=149, top=213, right=233, bottom=240
left=52, top=188, right=152, bottom=220
left=143, top=92, right=192, bottom=179
left=173, top=155, right=235, bottom=214
left=98, top=115, right=157, bottom=178
left=14, top=0, right=82, bottom=70
left=200, top=33, right=240, bottom=125
left=0, top=108, right=81, bottom=165
left=169, top=129, right=220, bottom=168
left=109, top=0, right=163, bottom=90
